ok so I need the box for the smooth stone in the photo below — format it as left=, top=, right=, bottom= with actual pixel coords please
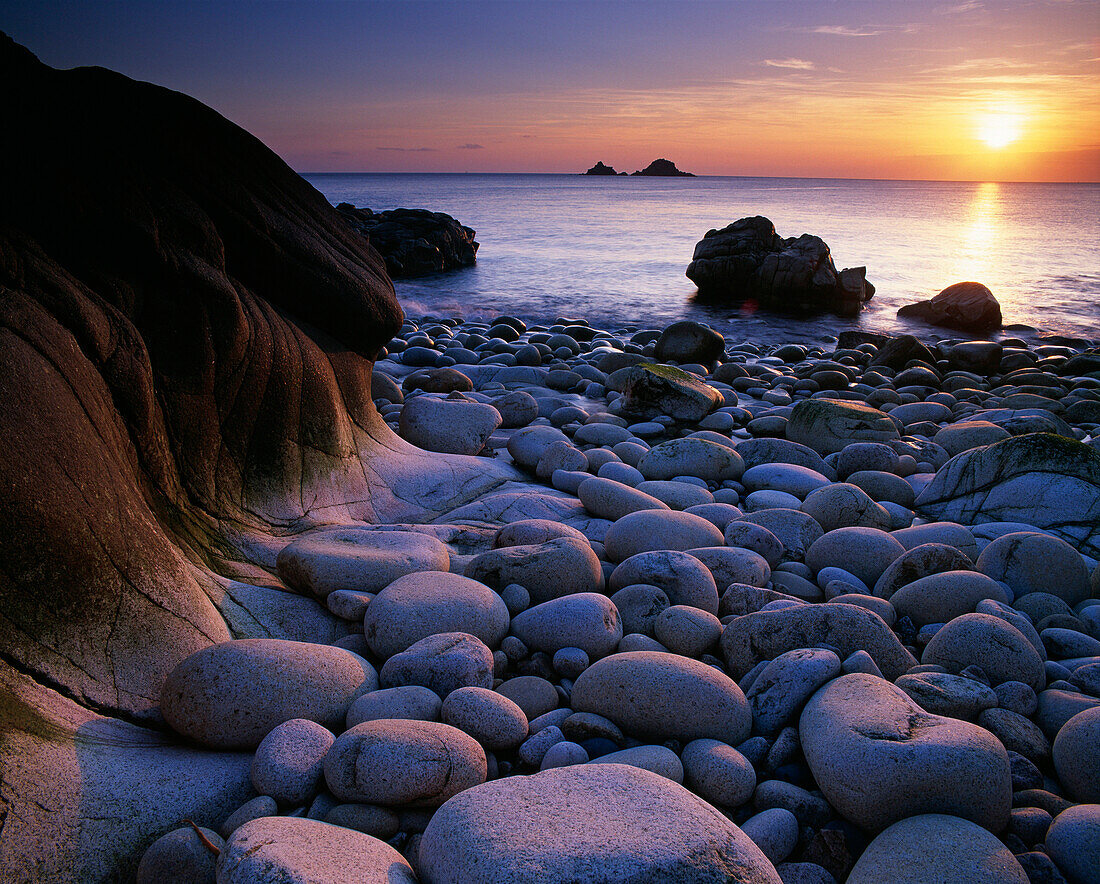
left=399, top=395, right=502, bottom=455
left=345, top=685, right=442, bottom=728
left=491, top=390, right=540, bottom=427
left=161, top=639, right=376, bottom=749
left=136, top=826, right=223, bottom=884
left=934, top=420, right=1011, bottom=456
left=723, top=521, right=784, bottom=568
left=978, top=707, right=1051, bottom=764
left=804, top=527, right=905, bottom=588
left=737, top=508, right=824, bottom=562
left=721, top=602, right=917, bottom=681
left=591, top=745, right=684, bottom=782
left=507, top=426, right=571, bottom=470
left=744, top=489, right=802, bottom=511
left=441, top=686, right=529, bottom=752
left=276, top=528, right=451, bottom=598
left=742, top=463, right=831, bottom=499
left=217, top=816, right=417, bottom=883
left=846, top=814, right=1028, bottom=884
left=746, top=648, right=842, bottom=736
left=608, top=550, right=720, bottom=614
left=496, top=675, right=560, bottom=721
left=603, top=510, right=724, bottom=562
left=324, top=718, right=486, bottom=807
left=799, top=482, right=891, bottom=532
left=221, top=795, right=278, bottom=838
left=417, top=764, right=782, bottom=884
left=653, top=605, right=723, bottom=658
left=891, top=521, right=979, bottom=559
left=977, top=531, right=1092, bottom=606
left=799, top=673, right=1011, bottom=832
left=835, top=441, right=901, bottom=479
left=845, top=469, right=916, bottom=507
left=1037, top=689, right=1100, bottom=738
left=1045, top=804, right=1100, bottom=884
left=250, top=719, right=334, bottom=807
left=786, top=398, right=899, bottom=455
left=1052, top=706, right=1100, bottom=802
left=571, top=651, right=752, bottom=745
left=873, top=542, right=976, bottom=600
left=540, top=740, right=590, bottom=770
left=466, top=537, right=604, bottom=605
left=637, top=437, right=745, bottom=482
left=636, top=479, right=715, bottom=510
left=493, top=519, right=589, bottom=548
left=379, top=632, right=494, bottom=699
left=739, top=808, right=800, bottom=865
left=681, top=738, right=757, bottom=808
left=921, top=613, right=1046, bottom=691
left=735, top=438, right=833, bottom=477
left=891, top=570, right=1010, bottom=627
left=518, top=725, right=565, bottom=766
left=610, top=584, right=671, bottom=636
left=323, top=804, right=400, bottom=839
left=364, top=571, right=509, bottom=658
left=577, top=476, right=669, bottom=521
left=688, top=546, right=771, bottom=590
left=894, top=671, right=998, bottom=720
left=511, top=593, right=623, bottom=660
left=535, top=440, right=588, bottom=480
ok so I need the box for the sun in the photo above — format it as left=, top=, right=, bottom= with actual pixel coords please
left=977, top=111, right=1025, bottom=149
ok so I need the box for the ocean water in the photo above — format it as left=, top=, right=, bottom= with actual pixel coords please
left=305, top=173, right=1100, bottom=347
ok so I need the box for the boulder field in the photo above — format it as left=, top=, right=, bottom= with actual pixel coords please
left=4, top=30, right=1100, bottom=884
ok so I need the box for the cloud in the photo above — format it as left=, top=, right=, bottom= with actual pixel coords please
left=763, top=58, right=816, bottom=70
left=937, top=1, right=983, bottom=13
left=375, top=146, right=437, bottom=152
left=810, top=26, right=883, bottom=37
left=456, top=143, right=485, bottom=150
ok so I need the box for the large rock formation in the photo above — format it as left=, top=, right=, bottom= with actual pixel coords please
left=335, top=204, right=478, bottom=277
left=686, top=216, right=874, bottom=316
left=0, top=33, right=513, bottom=880
left=633, top=157, right=695, bottom=176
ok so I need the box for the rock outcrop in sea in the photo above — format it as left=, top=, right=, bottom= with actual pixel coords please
left=336, top=204, right=478, bottom=277
left=4, top=31, right=1100, bottom=884
left=582, top=161, right=624, bottom=175
left=686, top=215, right=875, bottom=316
left=898, top=280, right=1003, bottom=332
left=633, top=157, right=695, bottom=176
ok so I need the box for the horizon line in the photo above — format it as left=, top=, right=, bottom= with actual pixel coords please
left=299, top=170, right=1100, bottom=186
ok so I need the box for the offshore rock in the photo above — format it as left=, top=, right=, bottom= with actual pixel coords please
left=897, top=281, right=1002, bottom=332
left=686, top=216, right=873, bottom=316
left=582, top=161, right=623, bottom=175
left=632, top=157, right=695, bottom=176
left=336, top=204, right=478, bottom=277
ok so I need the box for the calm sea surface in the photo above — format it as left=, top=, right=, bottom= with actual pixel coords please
left=305, top=173, right=1100, bottom=347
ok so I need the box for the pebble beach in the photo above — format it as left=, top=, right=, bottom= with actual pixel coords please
left=144, top=314, right=1100, bottom=883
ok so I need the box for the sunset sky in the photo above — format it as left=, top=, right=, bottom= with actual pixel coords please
left=4, top=0, right=1098, bottom=181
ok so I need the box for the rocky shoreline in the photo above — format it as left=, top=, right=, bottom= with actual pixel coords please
left=143, top=315, right=1100, bottom=883
left=4, top=30, right=1100, bottom=884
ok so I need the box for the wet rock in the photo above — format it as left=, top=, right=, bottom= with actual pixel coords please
left=654, top=320, right=725, bottom=365
left=336, top=204, right=477, bottom=278
left=897, top=281, right=1002, bottom=332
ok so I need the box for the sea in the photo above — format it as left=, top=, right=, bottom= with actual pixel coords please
left=304, top=173, right=1100, bottom=348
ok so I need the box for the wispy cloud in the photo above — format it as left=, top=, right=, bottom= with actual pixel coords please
left=810, top=26, right=882, bottom=37
left=763, top=58, right=816, bottom=70
left=375, top=146, right=437, bottom=152
left=456, top=143, right=485, bottom=150
left=937, top=1, right=983, bottom=14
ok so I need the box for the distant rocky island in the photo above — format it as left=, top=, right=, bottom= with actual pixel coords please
left=583, top=158, right=695, bottom=177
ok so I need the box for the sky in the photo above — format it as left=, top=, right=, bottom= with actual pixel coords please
left=3, top=0, right=1098, bottom=181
